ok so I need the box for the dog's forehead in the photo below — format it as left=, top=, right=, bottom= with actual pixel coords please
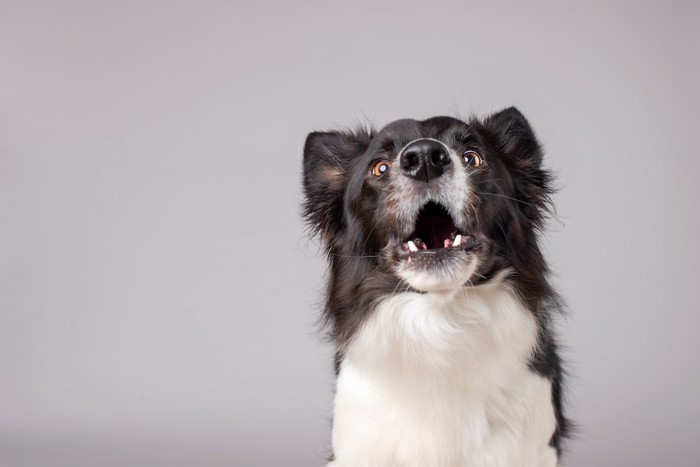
left=376, top=117, right=467, bottom=145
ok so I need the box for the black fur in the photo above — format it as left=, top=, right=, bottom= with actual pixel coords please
left=303, top=107, right=569, bottom=452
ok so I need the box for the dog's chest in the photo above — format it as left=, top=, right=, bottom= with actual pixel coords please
left=330, top=283, right=558, bottom=467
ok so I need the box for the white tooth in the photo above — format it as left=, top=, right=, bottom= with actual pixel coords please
left=407, top=240, right=418, bottom=252
left=453, top=235, right=462, bottom=247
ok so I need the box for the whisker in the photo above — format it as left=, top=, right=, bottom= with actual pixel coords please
left=495, top=219, right=508, bottom=240
left=472, top=178, right=507, bottom=184
left=329, top=253, right=380, bottom=259
left=480, top=192, right=533, bottom=207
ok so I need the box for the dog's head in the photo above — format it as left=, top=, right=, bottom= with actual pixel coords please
left=303, top=107, right=555, bottom=341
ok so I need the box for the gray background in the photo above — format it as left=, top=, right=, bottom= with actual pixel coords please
left=1, top=1, right=699, bottom=466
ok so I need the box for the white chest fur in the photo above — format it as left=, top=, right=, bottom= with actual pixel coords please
left=329, top=279, right=558, bottom=467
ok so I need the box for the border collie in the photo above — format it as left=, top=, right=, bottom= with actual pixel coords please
left=302, top=107, right=568, bottom=466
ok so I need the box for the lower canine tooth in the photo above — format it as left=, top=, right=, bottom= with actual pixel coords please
left=444, top=239, right=452, bottom=248
left=407, top=241, right=418, bottom=252
left=453, top=235, right=462, bottom=246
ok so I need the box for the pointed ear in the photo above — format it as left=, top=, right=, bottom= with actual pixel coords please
left=484, top=107, right=554, bottom=223
left=302, top=129, right=372, bottom=238
left=484, top=106, right=543, bottom=167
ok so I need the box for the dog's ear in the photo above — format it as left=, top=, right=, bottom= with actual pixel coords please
left=484, top=107, right=543, bottom=168
left=484, top=107, right=553, bottom=222
left=303, top=129, right=372, bottom=239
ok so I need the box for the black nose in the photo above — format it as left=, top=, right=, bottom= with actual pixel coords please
left=399, top=139, right=451, bottom=182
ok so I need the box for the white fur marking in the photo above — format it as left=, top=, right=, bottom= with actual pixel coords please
left=330, top=279, right=558, bottom=467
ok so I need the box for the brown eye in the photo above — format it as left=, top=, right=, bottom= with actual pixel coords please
left=371, top=160, right=392, bottom=177
left=463, top=150, right=483, bottom=168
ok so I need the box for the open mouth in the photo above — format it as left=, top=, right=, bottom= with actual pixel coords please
left=397, top=202, right=474, bottom=262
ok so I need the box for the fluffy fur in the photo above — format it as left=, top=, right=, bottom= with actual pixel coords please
left=302, top=107, right=568, bottom=466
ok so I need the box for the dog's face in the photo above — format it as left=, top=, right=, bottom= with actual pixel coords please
left=303, top=107, right=554, bottom=341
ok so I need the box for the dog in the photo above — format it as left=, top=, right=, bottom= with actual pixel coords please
left=302, top=107, right=568, bottom=466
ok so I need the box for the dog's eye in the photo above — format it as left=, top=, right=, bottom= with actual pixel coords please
left=371, top=160, right=392, bottom=177
left=462, top=151, right=483, bottom=168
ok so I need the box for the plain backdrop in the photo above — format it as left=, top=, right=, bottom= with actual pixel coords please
left=1, top=1, right=699, bottom=466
